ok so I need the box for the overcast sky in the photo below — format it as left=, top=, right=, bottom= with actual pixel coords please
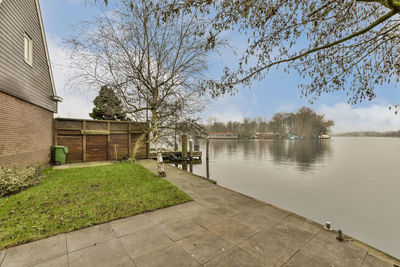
left=40, top=0, right=400, bottom=133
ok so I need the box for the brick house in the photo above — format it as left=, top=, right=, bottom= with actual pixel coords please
left=0, top=0, right=62, bottom=167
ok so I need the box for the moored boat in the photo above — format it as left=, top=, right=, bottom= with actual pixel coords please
left=319, top=134, right=331, bottom=139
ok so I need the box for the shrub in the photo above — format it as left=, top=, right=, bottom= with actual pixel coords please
left=0, top=164, right=42, bottom=197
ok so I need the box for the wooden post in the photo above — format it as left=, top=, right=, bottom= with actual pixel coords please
left=146, top=132, right=150, bottom=159
left=128, top=122, right=132, bottom=158
left=53, top=119, right=58, bottom=145
left=107, top=122, right=111, bottom=160
left=206, top=155, right=210, bottom=179
left=182, top=135, right=188, bottom=159
left=206, top=137, right=209, bottom=160
left=146, top=121, right=150, bottom=159
left=182, top=161, right=188, bottom=171
left=206, top=137, right=210, bottom=178
left=189, top=139, right=193, bottom=158
left=82, top=120, right=87, bottom=162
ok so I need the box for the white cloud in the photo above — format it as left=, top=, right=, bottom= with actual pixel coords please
left=318, top=103, right=400, bottom=133
left=47, top=36, right=94, bottom=119
left=202, top=96, right=245, bottom=123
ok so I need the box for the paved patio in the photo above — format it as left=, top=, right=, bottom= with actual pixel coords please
left=0, top=160, right=397, bottom=267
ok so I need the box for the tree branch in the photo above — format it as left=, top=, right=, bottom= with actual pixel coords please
left=232, top=9, right=398, bottom=85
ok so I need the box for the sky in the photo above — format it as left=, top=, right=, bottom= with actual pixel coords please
left=40, top=0, right=400, bottom=133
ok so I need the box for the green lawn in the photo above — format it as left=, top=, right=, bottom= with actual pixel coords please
left=0, top=163, right=192, bottom=249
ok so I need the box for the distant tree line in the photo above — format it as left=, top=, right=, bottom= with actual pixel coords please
left=206, top=107, right=334, bottom=138
left=335, top=131, right=400, bottom=137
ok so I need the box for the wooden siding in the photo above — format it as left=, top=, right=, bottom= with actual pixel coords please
left=0, top=0, right=56, bottom=112
left=54, top=118, right=149, bottom=163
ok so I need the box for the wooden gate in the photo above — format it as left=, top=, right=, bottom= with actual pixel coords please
left=54, top=118, right=148, bottom=163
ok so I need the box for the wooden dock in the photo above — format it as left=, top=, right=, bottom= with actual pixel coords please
left=149, top=150, right=202, bottom=160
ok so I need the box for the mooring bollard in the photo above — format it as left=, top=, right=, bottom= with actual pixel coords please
left=325, top=221, right=331, bottom=230
left=336, top=230, right=344, bottom=241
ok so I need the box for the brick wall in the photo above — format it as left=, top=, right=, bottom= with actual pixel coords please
left=0, top=92, right=53, bottom=168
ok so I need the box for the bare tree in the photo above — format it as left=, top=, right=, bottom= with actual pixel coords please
left=67, top=0, right=222, bottom=176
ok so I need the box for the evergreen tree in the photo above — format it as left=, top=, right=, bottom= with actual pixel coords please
left=89, top=86, right=128, bottom=121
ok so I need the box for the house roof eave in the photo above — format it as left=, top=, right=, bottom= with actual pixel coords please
left=35, top=0, right=60, bottom=101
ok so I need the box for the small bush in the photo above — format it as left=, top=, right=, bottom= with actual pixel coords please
left=0, top=164, right=42, bottom=197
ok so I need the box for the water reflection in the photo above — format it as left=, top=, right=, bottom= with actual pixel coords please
left=207, top=139, right=332, bottom=172
left=171, top=137, right=400, bottom=258
left=172, top=139, right=332, bottom=175
left=267, top=140, right=332, bottom=171
left=174, top=160, right=199, bottom=174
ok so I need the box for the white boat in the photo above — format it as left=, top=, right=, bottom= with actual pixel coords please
left=319, top=134, right=331, bottom=139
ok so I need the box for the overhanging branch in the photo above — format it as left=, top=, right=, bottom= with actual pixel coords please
left=232, top=9, right=398, bottom=85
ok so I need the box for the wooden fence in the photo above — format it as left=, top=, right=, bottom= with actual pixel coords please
left=54, top=118, right=149, bottom=163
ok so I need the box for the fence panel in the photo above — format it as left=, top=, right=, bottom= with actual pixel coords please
left=54, top=118, right=148, bottom=163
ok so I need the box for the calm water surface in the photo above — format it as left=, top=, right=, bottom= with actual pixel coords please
left=176, top=137, right=400, bottom=259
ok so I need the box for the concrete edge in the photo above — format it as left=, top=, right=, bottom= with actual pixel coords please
left=163, top=163, right=400, bottom=265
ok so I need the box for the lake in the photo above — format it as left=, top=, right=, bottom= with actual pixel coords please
left=174, top=137, right=400, bottom=259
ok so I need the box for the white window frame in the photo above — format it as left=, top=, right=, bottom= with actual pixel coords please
left=24, top=33, right=33, bottom=66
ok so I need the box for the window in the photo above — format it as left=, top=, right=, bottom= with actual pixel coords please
left=24, top=34, right=33, bottom=65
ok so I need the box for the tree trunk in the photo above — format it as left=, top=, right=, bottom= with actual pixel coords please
left=152, top=110, right=166, bottom=177
left=130, top=133, right=146, bottom=159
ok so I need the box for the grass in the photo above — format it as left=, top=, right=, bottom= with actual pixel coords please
left=0, top=163, right=192, bottom=249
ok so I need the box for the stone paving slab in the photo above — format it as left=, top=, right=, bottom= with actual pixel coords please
left=177, top=230, right=234, bottom=264
left=204, top=247, right=265, bottom=267
left=111, top=214, right=153, bottom=237
left=231, top=210, right=278, bottom=231
left=239, top=223, right=316, bottom=266
left=145, top=206, right=182, bottom=226
left=0, top=250, right=5, bottom=266
left=132, top=246, right=201, bottom=267
left=171, top=201, right=208, bottom=217
left=66, top=223, right=116, bottom=252
left=31, top=255, right=68, bottom=267
left=362, top=254, right=395, bottom=267
left=158, top=217, right=204, bottom=241
left=208, top=219, right=259, bottom=244
left=1, top=160, right=398, bottom=267
left=1, top=234, right=66, bottom=267
left=190, top=210, right=226, bottom=228
left=294, top=230, right=367, bottom=267
left=119, top=226, right=173, bottom=258
left=280, top=214, right=321, bottom=235
left=68, top=238, right=133, bottom=267
left=208, top=204, right=243, bottom=217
